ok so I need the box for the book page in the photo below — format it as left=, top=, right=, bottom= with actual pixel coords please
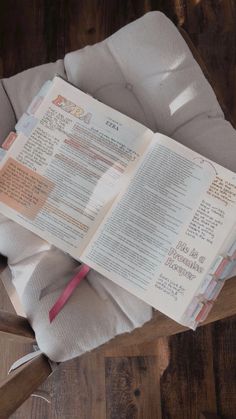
left=0, top=77, right=153, bottom=258
left=81, top=134, right=236, bottom=322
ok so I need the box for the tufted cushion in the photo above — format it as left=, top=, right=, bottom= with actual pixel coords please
left=65, top=12, right=236, bottom=172
left=3, top=59, right=66, bottom=121
left=0, top=214, right=151, bottom=361
left=0, top=12, right=236, bottom=362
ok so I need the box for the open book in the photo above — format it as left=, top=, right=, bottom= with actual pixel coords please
left=0, top=76, right=235, bottom=328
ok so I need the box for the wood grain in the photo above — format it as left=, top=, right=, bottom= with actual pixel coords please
left=212, top=317, right=236, bottom=419
left=97, top=277, right=236, bottom=350
left=0, top=310, right=35, bottom=342
left=199, top=414, right=222, bottom=419
left=51, top=353, right=106, bottom=419
left=0, top=1, right=236, bottom=418
left=160, top=325, right=218, bottom=418
left=105, top=356, right=160, bottom=419
left=0, top=354, right=52, bottom=419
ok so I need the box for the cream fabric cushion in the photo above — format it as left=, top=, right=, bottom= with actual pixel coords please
left=65, top=12, right=236, bottom=172
left=0, top=12, right=235, bottom=362
left=0, top=215, right=151, bottom=361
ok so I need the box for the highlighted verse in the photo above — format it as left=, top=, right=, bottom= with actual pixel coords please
left=0, top=158, right=54, bottom=219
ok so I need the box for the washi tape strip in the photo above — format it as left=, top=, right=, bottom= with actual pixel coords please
left=0, top=148, right=6, bottom=162
left=27, top=80, right=52, bottom=115
left=15, top=114, right=38, bottom=137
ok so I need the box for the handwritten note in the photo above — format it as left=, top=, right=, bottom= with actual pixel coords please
left=207, top=176, right=236, bottom=206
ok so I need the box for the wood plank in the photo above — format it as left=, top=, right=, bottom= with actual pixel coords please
left=0, top=310, right=35, bottom=342
left=0, top=0, right=46, bottom=77
left=105, top=355, right=160, bottom=419
left=212, top=317, right=236, bottom=418
left=43, top=0, right=66, bottom=62
left=199, top=414, right=222, bottom=419
left=0, top=1, right=235, bottom=419
left=104, top=337, right=166, bottom=358
left=160, top=325, right=218, bottom=418
left=50, top=353, right=106, bottom=419
left=0, top=278, right=33, bottom=383
left=98, top=277, right=236, bottom=350
left=0, top=354, right=52, bottom=419
left=12, top=352, right=106, bottom=419
left=64, top=0, right=151, bottom=54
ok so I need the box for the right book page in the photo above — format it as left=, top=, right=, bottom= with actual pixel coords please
left=81, top=134, right=236, bottom=326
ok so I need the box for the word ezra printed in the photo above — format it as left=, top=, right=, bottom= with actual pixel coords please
left=53, top=95, right=92, bottom=124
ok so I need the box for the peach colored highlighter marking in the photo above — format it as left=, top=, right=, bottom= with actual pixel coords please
left=0, top=158, right=54, bottom=219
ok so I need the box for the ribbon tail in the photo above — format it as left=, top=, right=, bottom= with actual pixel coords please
left=8, top=350, right=42, bottom=374
left=31, top=390, right=52, bottom=404
left=49, top=264, right=90, bottom=323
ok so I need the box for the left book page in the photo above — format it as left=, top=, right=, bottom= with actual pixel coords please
left=0, top=76, right=153, bottom=259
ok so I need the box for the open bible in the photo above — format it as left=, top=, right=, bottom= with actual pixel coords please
left=0, top=76, right=235, bottom=328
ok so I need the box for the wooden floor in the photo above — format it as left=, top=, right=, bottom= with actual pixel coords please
left=0, top=1, right=236, bottom=418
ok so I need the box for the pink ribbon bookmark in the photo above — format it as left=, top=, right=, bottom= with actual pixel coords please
left=49, top=264, right=90, bottom=323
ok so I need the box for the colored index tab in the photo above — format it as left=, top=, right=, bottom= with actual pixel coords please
left=214, top=258, right=229, bottom=277
left=228, top=241, right=236, bottom=260
left=2, top=132, right=18, bottom=150
left=209, top=255, right=224, bottom=274
left=220, top=259, right=236, bottom=279
left=27, top=80, right=52, bottom=115
left=196, top=302, right=213, bottom=323
left=204, top=279, right=224, bottom=301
